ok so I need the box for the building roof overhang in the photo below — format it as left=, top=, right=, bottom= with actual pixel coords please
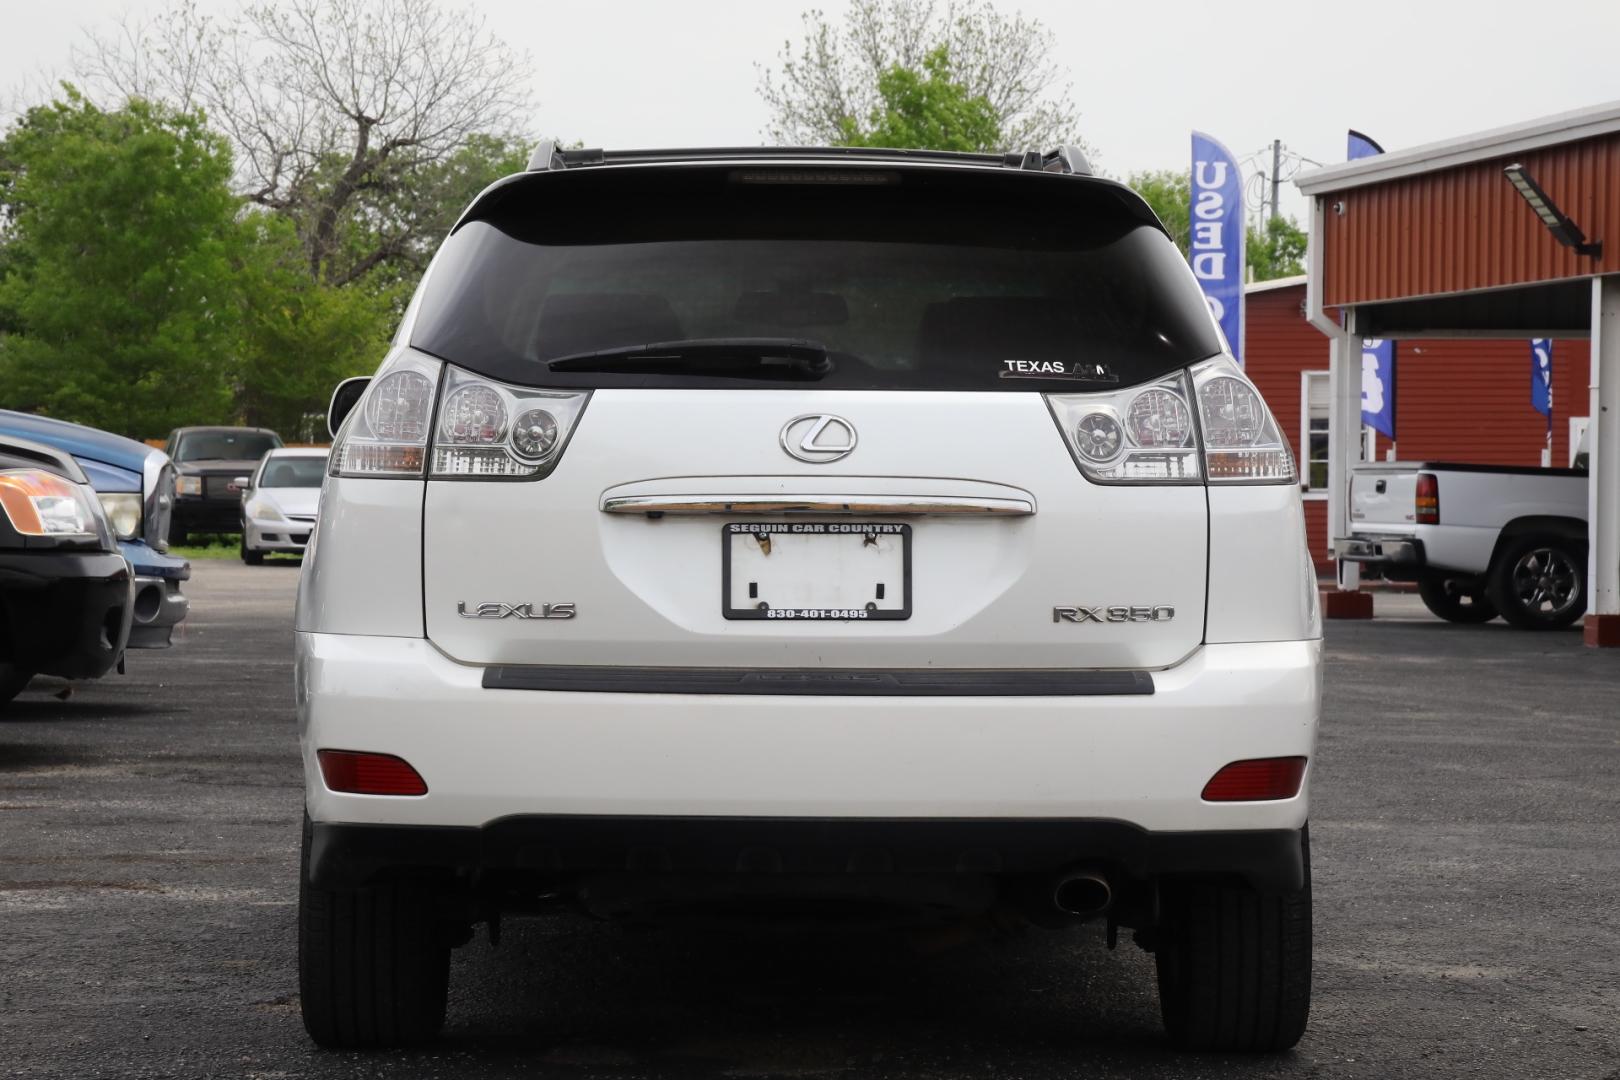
left=1295, top=99, right=1620, bottom=196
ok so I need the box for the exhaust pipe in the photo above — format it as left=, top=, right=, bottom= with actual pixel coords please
left=1051, top=869, right=1113, bottom=919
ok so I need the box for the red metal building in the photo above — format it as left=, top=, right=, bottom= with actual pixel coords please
left=1242, top=276, right=1586, bottom=570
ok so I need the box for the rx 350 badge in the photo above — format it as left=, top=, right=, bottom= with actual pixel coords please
left=1053, top=605, right=1175, bottom=624
left=457, top=602, right=576, bottom=620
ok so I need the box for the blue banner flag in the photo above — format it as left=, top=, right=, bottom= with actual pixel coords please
left=1360, top=338, right=1396, bottom=438
left=1349, top=131, right=1395, bottom=439
left=1347, top=129, right=1385, bottom=161
left=1532, top=339, right=1553, bottom=423
left=1190, top=132, right=1245, bottom=363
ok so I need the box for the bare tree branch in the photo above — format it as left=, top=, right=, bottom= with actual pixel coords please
left=74, top=0, right=535, bottom=284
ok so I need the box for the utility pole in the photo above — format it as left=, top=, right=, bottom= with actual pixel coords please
left=1269, top=139, right=1282, bottom=222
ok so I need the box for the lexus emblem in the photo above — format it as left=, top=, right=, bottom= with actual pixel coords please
left=780, top=414, right=857, bottom=463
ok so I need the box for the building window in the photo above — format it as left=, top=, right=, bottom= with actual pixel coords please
left=1301, top=371, right=1330, bottom=494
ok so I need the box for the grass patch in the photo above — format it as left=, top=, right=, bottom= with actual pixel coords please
left=169, top=534, right=301, bottom=562
left=168, top=544, right=239, bottom=561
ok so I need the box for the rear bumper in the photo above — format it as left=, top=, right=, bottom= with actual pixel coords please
left=128, top=575, right=189, bottom=648
left=307, top=817, right=1307, bottom=893
left=298, top=632, right=1320, bottom=837
left=1336, top=534, right=1425, bottom=567
left=0, top=551, right=133, bottom=679
left=243, top=517, right=312, bottom=554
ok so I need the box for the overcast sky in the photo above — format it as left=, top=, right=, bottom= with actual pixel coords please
left=5, top=0, right=1619, bottom=224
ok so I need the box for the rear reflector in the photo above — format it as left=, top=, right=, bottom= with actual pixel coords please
left=1415, top=472, right=1440, bottom=525
left=317, top=750, right=428, bottom=796
left=1201, top=757, right=1308, bottom=802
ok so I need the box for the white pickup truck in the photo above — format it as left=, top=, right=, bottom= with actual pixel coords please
left=1337, top=461, right=1589, bottom=629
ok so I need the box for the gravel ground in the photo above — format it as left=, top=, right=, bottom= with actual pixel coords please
left=2, top=562, right=1618, bottom=1079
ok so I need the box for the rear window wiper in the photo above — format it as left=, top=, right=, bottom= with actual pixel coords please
left=545, top=338, right=833, bottom=379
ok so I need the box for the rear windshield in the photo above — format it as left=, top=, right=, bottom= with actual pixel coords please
left=257, top=456, right=327, bottom=488
left=175, top=431, right=281, bottom=462
left=410, top=166, right=1222, bottom=391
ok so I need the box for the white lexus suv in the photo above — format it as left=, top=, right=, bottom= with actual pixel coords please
left=295, top=144, right=1321, bottom=1053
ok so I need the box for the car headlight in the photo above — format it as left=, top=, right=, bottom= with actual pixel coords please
left=98, top=492, right=143, bottom=540
left=0, top=469, right=102, bottom=539
left=246, top=499, right=284, bottom=523
left=176, top=475, right=203, bottom=496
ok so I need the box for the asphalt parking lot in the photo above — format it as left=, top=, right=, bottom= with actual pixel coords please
left=2, top=562, right=1618, bottom=1079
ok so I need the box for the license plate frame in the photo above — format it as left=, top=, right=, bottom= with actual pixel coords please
left=721, top=522, right=912, bottom=621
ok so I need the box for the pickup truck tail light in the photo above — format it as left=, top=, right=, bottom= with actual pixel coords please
left=1415, top=472, right=1440, bottom=524
left=1045, top=355, right=1294, bottom=486
left=330, top=350, right=589, bottom=481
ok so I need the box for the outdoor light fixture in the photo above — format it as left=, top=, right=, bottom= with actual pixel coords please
left=1504, top=163, right=1603, bottom=258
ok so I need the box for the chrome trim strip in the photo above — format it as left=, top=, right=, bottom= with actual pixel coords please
left=140, top=449, right=174, bottom=550
left=601, top=494, right=1034, bottom=516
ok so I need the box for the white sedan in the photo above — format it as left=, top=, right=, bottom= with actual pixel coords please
left=239, top=448, right=327, bottom=564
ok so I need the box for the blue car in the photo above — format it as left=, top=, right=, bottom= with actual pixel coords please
left=0, top=410, right=189, bottom=648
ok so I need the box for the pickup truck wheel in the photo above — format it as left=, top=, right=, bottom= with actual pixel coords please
left=298, top=816, right=450, bottom=1048
left=0, top=664, right=33, bottom=706
left=1416, top=575, right=1497, bottom=623
left=1487, top=536, right=1586, bottom=630
left=1155, top=834, right=1311, bottom=1052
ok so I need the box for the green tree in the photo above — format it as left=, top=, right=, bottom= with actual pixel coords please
left=761, top=0, right=1088, bottom=154
left=0, top=90, right=236, bottom=436
left=836, top=48, right=1000, bottom=151
left=1124, top=169, right=1308, bottom=280
left=330, top=133, right=532, bottom=296
left=228, top=213, right=398, bottom=437
left=1128, top=169, right=1191, bottom=253
left=1246, top=215, right=1308, bottom=281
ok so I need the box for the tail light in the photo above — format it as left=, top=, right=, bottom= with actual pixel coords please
left=431, top=366, right=590, bottom=479
left=1188, top=356, right=1296, bottom=483
left=1045, top=371, right=1202, bottom=483
left=330, top=350, right=440, bottom=477
left=1201, top=757, right=1308, bottom=802
left=330, top=349, right=590, bottom=481
left=1415, top=472, right=1439, bottom=524
left=1045, top=356, right=1294, bottom=486
left=317, top=749, right=428, bottom=796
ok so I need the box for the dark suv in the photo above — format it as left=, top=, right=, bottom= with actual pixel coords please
left=165, top=427, right=283, bottom=543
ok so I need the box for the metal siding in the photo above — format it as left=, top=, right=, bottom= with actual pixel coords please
left=1322, top=132, right=1620, bottom=306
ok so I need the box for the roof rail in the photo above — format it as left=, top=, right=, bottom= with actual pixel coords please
left=525, top=139, right=563, bottom=171
left=526, top=140, right=607, bottom=171
left=524, top=141, right=1094, bottom=175
left=1042, top=145, right=1092, bottom=176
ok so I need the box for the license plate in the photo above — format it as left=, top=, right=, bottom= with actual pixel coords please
left=722, top=523, right=911, bottom=620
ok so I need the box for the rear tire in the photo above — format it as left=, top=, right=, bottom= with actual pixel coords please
left=1416, top=574, right=1497, bottom=624
left=298, top=816, right=450, bottom=1048
left=1486, top=535, right=1586, bottom=631
left=1155, top=833, right=1312, bottom=1052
